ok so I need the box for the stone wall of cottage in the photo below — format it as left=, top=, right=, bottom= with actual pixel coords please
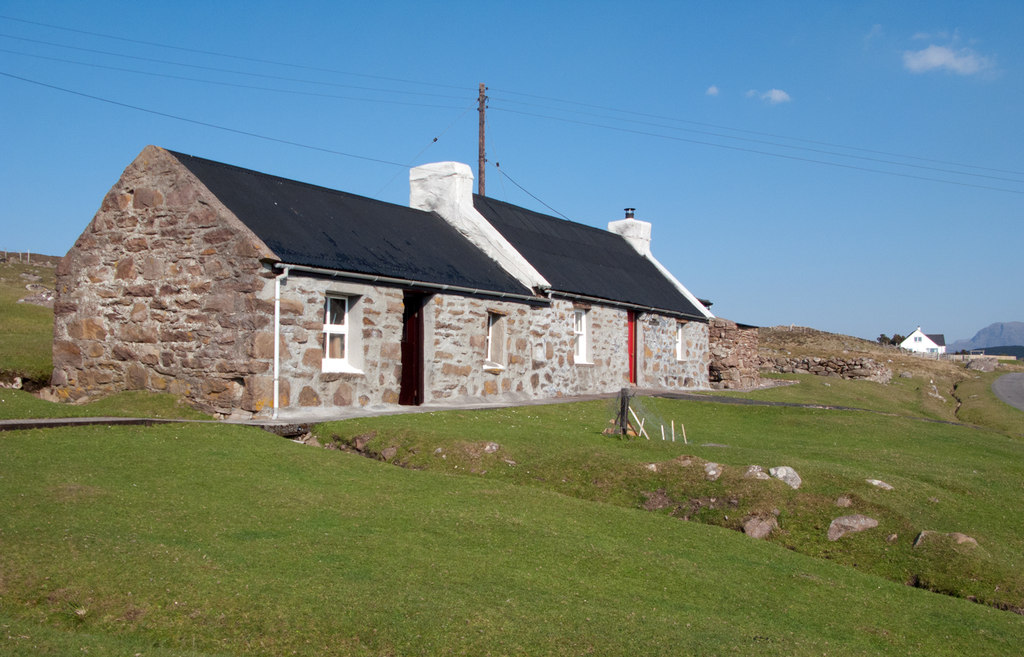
left=707, top=318, right=760, bottom=390
left=53, top=146, right=278, bottom=416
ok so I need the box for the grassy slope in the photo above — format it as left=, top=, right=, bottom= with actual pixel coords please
left=2, top=423, right=1022, bottom=656
left=0, top=259, right=57, bottom=384
left=0, top=389, right=211, bottom=421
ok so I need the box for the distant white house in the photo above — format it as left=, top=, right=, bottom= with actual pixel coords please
left=900, top=327, right=946, bottom=355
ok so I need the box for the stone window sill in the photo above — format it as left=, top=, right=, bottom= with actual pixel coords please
left=322, top=359, right=364, bottom=375
left=483, top=362, right=506, bottom=374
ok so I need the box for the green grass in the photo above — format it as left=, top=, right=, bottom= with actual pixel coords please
left=0, top=261, right=55, bottom=384
left=956, top=370, right=1024, bottom=438
left=0, top=389, right=211, bottom=421
left=2, top=422, right=1022, bottom=656
left=315, top=394, right=1024, bottom=615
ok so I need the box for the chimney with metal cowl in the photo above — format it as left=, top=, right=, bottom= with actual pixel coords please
left=608, top=207, right=652, bottom=256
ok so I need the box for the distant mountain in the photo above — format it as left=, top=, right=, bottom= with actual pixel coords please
left=947, top=322, right=1024, bottom=353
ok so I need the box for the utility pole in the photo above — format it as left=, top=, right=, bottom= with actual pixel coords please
left=477, top=83, right=487, bottom=197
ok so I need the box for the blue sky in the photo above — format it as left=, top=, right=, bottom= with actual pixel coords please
left=1, top=1, right=1021, bottom=343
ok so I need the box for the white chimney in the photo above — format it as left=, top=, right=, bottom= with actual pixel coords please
left=608, top=208, right=652, bottom=256
left=409, top=162, right=550, bottom=292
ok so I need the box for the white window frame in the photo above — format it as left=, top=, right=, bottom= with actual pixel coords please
left=322, top=296, right=361, bottom=373
left=676, top=321, right=686, bottom=361
left=485, top=311, right=506, bottom=370
left=573, top=308, right=592, bottom=364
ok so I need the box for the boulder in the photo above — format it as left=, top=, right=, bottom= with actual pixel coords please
left=770, top=466, right=802, bottom=489
left=835, top=494, right=854, bottom=508
left=866, top=478, right=893, bottom=490
left=827, top=514, right=878, bottom=541
left=743, top=465, right=771, bottom=480
left=483, top=441, right=500, bottom=454
left=966, top=359, right=996, bottom=372
left=743, top=515, right=778, bottom=539
left=913, top=531, right=978, bottom=548
left=704, top=462, right=723, bottom=481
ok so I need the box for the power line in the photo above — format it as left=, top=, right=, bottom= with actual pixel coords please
left=490, top=87, right=1024, bottom=177
left=0, top=46, right=468, bottom=110
left=0, top=70, right=409, bottom=168
left=0, top=33, right=468, bottom=100
left=0, top=14, right=467, bottom=91
left=491, top=106, right=1024, bottom=195
left=489, top=95, right=1024, bottom=184
left=494, top=163, right=571, bottom=220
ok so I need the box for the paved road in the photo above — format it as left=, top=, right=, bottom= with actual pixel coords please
left=992, top=373, right=1024, bottom=413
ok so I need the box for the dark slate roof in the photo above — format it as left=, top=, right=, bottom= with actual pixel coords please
left=473, top=195, right=707, bottom=319
left=927, top=334, right=946, bottom=346
left=169, top=150, right=531, bottom=296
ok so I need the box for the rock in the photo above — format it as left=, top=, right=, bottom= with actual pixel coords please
left=914, top=531, right=978, bottom=548
left=886, top=533, right=898, bottom=544
left=835, top=494, right=854, bottom=508
left=433, top=447, right=444, bottom=456
left=743, top=515, right=778, bottom=539
left=967, top=359, right=996, bottom=372
left=743, top=465, right=771, bottom=480
left=351, top=431, right=377, bottom=451
left=704, top=462, right=723, bottom=481
left=380, top=446, right=398, bottom=462
left=866, top=478, right=893, bottom=490
left=900, top=371, right=913, bottom=378
left=483, top=441, right=500, bottom=454
left=827, top=514, right=878, bottom=541
left=645, top=463, right=658, bottom=472
left=769, top=466, right=802, bottom=489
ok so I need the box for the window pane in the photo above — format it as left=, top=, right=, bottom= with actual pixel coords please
left=327, top=333, right=346, bottom=360
left=327, top=298, right=346, bottom=326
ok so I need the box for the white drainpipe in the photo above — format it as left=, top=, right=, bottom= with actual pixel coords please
left=272, top=266, right=290, bottom=419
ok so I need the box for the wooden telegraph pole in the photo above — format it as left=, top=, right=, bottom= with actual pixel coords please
left=477, top=83, right=487, bottom=197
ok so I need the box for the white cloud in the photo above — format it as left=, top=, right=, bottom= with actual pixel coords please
left=705, top=85, right=719, bottom=96
left=903, top=44, right=993, bottom=75
left=745, top=89, right=757, bottom=98
left=865, top=24, right=883, bottom=41
left=761, top=88, right=791, bottom=104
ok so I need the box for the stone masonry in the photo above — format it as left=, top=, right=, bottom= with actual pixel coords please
left=54, top=146, right=718, bottom=417
left=53, top=146, right=277, bottom=415
left=708, top=318, right=759, bottom=389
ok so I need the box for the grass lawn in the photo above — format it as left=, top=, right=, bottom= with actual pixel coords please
left=2, top=422, right=1022, bottom=656
left=0, top=260, right=56, bottom=384
left=0, top=389, right=211, bottom=421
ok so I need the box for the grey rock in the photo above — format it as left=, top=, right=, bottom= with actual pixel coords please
left=743, top=465, right=771, bottom=480
left=770, top=466, right=802, bottom=489
left=743, top=515, right=778, bottom=539
left=835, top=494, right=854, bottom=508
left=827, top=514, right=878, bottom=541
left=704, top=462, right=723, bottom=481
left=865, top=478, right=893, bottom=490
left=913, top=530, right=978, bottom=548
left=483, top=441, right=500, bottom=454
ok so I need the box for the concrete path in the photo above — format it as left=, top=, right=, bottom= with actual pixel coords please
left=992, top=373, right=1024, bottom=413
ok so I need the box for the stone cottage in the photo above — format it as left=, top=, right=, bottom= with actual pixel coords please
left=54, top=145, right=748, bottom=418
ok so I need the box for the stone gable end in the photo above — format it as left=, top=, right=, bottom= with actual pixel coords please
left=53, top=145, right=278, bottom=415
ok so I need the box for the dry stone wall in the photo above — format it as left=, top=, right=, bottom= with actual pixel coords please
left=708, top=318, right=760, bottom=389
left=760, top=355, right=893, bottom=383
left=53, top=146, right=277, bottom=415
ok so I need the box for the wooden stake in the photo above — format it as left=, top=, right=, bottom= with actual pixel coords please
left=681, top=422, right=688, bottom=445
left=671, top=420, right=675, bottom=442
left=661, top=425, right=666, bottom=441
left=629, top=407, right=650, bottom=439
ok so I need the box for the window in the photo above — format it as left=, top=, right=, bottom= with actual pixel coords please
left=573, top=308, right=591, bottom=364
left=485, top=311, right=506, bottom=368
left=322, top=296, right=360, bottom=373
left=914, top=336, right=922, bottom=342
left=676, top=321, right=687, bottom=361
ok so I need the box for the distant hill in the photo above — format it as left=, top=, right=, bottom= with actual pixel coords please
left=947, top=322, right=1024, bottom=353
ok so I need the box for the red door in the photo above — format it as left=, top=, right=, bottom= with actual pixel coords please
left=627, top=311, right=637, bottom=385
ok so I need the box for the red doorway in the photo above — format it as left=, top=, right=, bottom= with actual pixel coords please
left=400, top=292, right=427, bottom=405
left=627, top=311, right=637, bottom=385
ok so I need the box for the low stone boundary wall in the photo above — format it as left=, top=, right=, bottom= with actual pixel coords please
left=760, top=356, right=892, bottom=384
left=708, top=318, right=760, bottom=390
